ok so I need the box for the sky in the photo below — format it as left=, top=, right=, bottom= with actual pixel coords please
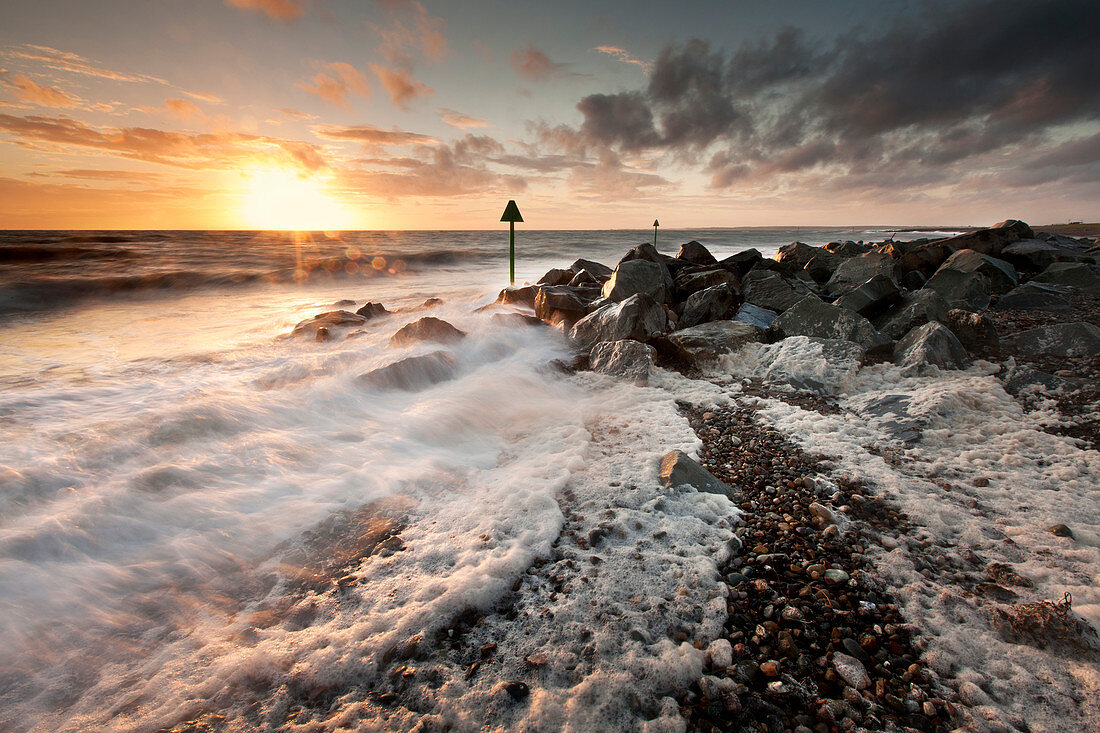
left=0, top=0, right=1097, bottom=230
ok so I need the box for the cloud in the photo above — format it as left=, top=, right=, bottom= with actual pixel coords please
left=593, top=45, right=651, bottom=72
left=375, top=0, right=448, bottom=67
left=0, top=112, right=329, bottom=172
left=298, top=61, right=371, bottom=108
left=369, top=64, right=432, bottom=109
left=4, top=75, right=78, bottom=108
left=438, top=108, right=489, bottom=130
left=313, top=124, right=436, bottom=147
left=4, top=45, right=168, bottom=85
left=163, top=98, right=206, bottom=121
left=225, top=0, right=306, bottom=21
left=509, top=45, right=573, bottom=82
left=47, top=169, right=165, bottom=182
left=551, top=0, right=1100, bottom=197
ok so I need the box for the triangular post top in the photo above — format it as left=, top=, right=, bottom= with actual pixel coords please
left=501, top=200, right=523, bottom=223
left=653, top=219, right=660, bottom=227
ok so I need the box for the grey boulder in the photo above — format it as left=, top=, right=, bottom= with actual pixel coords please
left=832, top=274, right=901, bottom=317
left=535, top=285, right=600, bottom=327
left=677, top=240, right=719, bottom=266
left=734, top=302, right=778, bottom=329
left=922, top=269, right=991, bottom=311
left=569, top=292, right=668, bottom=348
left=944, top=309, right=999, bottom=358
left=935, top=249, right=1017, bottom=294
left=894, top=321, right=970, bottom=370
left=873, top=289, right=950, bottom=340
left=993, top=282, right=1073, bottom=312
left=1031, top=262, right=1100, bottom=295
left=1002, top=322, right=1100, bottom=358
left=771, top=296, right=889, bottom=350
left=826, top=253, right=899, bottom=296
left=602, top=258, right=672, bottom=303
left=390, top=316, right=466, bottom=347
left=358, top=351, right=458, bottom=391
left=589, top=340, right=657, bottom=385
left=678, top=284, right=737, bottom=328
left=742, top=269, right=816, bottom=312
left=663, top=320, right=764, bottom=367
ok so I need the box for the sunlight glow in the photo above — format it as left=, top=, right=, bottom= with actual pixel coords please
left=240, top=169, right=353, bottom=231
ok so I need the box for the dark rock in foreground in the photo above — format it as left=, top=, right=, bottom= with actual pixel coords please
left=659, top=450, right=735, bottom=498
left=291, top=310, right=368, bottom=338
left=569, top=292, right=668, bottom=349
left=895, top=321, right=970, bottom=370
left=589, top=340, right=657, bottom=385
left=661, top=321, right=764, bottom=368
left=1002, top=322, right=1100, bottom=358
left=771, top=296, right=888, bottom=350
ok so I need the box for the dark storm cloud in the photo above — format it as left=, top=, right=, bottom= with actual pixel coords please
left=564, top=0, right=1100, bottom=190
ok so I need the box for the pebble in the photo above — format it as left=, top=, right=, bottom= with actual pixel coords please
left=503, top=681, right=529, bottom=701
left=832, top=652, right=871, bottom=690
left=760, top=660, right=780, bottom=677
left=824, top=568, right=850, bottom=584
left=706, top=638, right=733, bottom=669
left=1048, top=523, right=1074, bottom=538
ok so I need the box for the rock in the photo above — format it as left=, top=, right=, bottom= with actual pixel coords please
left=678, top=284, right=737, bottom=328
left=358, top=351, right=457, bottom=391
left=389, top=317, right=466, bottom=347
left=719, top=249, right=763, bottom=277
left=734, top=302, right=778, bottom=329
left=490, top=312, right=544, bottom=328
left=1031, top=262, right=1100, bottom=295
left=659, top=450, right=735, bottom=498
left=739, top=337, right=865, bottom=395
left=537, top=267, right=574, bottom=286
left=569, top=258, right=614, bottom=283
left=898, top=244, right=953, bottom=278
left=824, top=568, right=849, bottom=584
left=535, top=285, right=600, bottom=327
left=497, top=284, right=540, bottom=308
left=873, top=289, right=950, bottom=340
left=993, top=282, right=1073, bottom=312
left=832, top=274, right=901, bottom=317
left=923, top=269, right=991, bottom=311
left=944, top=309, right=999, bottom=358
left=677, top=240, right=719, bottom=266
left=808, top=502, right=840, bottom=528
left=420, top=297, right=444, bottom=309
left=661, top=320, right=765, bottom=367
left=832, top=652, right=871, bottom=690
left=290, top=310, right=368, bottom=338
left=932, top=219, right=1033, bottom=258
left=824, top=240, right=870, bottom=257
left=1002, top=239, right=1089, bottom=272
left=568, top=269, right=599, bottom=287
left=356, top=301, right=390, bottom=319
left=706, top=638, right=734, bottom=670
left=743, top=269, right=816, bottom=312
left=776, top=242, right=840, bottom=276
left=771, top=296, right=889, bottom=350
left=935, top=249, right=1018, bottom=294
left=1002, top=322, right=1100, bottom=358
left=858, top=393, right=925, bottom=443
left=894, top=321, right=970, bottom=370
left=570, top=292, right=668, bottom=348
left=602, top=259, right=672, bottom=303
left=825, top=253, right=898, bottom=296
left=901, top=269, right=927, bottom=290
left=589, top=340, right=657, bottom=385
left=1048, top=524, right=1074, bottom=538
left=502, top=681, right=529, bottom=702
left=673, top=267, right=738, bottom=298
left=1001, top=363, right=1067, bottom=395
left=804, top=252, right=842, bottom=284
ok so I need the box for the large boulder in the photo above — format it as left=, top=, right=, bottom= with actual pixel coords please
left=1001, top=239, right=1089, bottom=272
left=1002, top=322, right=1100, bottom=358
left=569, top=292, right=668, bottom=349
left=804, top=252, right=843, bottom=284
left=898, top=244, right=953, bottom=278
left=534, top=285, right=601, bottom=327
left=569, top=258, right=614, bottom=283
left=931, top=219, right=1033, bottom=257
left=771, top=296, right=889, bottom=350
left=922, top=270, right=991, bottom=311
left=934, top=249, right=1017, bottom=294
left=537, top=268, right=574, bottom=286
left=824, top=240, right=871, bottom=258
left=358, top=351, right=458, bottom=391
left=1031, top=262, right=1100, bottom=295
left=659, top=450, right=735, bottom=498
left=732, top=336, right=865, bottom=395
left=390, top=316, right=466, bottom=347
left=678, top=284, right=738, bottom=329
left=873, top=289, right=951, bottom=340
left=291, top=310, right=367, bottom=338
left=944, top=309, right=999, bottom=358
left=742, top=269, right=815, bottom=313
left=356, top=301, right=390, bottom=319
left=719, top=249, right=763, bottom=277
left=677, top=240, right=719, bottom=266
left=894, top=322, right=970, bottom=370
left=776, top=242, right=839, bottom=273
left=497, top=284, right=539, bottom=308
left=733, top=302, right=778, bottom=329
left=602, top=259, right=672, bottom=303
left=832, top=274, right=901, bottom=318
left=825, top=253, right=899, bottom=296
left=589, top=340, right=657, bottom=385
left=993, top=282, right=1073, bottom=312
left=619, top=241, right=665, bottom=267
left=662, top=320, right=764, bottom=367
left=673, top=267, right=739, bottom=298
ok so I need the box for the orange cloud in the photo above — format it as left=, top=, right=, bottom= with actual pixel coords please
left=164, top=98, right=206, bottom=121
left=369, top=64, right=432, bottom=110
left=438, top=108, right=489, bottom=130
left=298, top=61, right=370, bottom=109
left=510, top=45, right=571, bottom=82
left=375, top=0, right=448, bottom=66
left=225, top=0, right=305, bottom=21
left=5, top=45, right=168, bottom=85
left=313, top=124, right=435, bottom=147
left=5, top=75, right=78, bottom=108
left=0, top=113, right=329, bottom=172
left=593, top=45, right=651, bottom=71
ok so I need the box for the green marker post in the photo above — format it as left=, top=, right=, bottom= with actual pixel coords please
left=653, top=218, right=660, bottom=248
left=501, top=200, right=523, bottom=285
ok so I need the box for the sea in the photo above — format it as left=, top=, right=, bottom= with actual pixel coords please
left=0, top=227, right=962, bottom=732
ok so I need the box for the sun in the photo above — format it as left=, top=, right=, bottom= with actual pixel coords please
left=240, top=168, right=353, bottom=230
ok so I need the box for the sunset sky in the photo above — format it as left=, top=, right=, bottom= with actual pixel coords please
left=0, top=0, right=1096, bottom=230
